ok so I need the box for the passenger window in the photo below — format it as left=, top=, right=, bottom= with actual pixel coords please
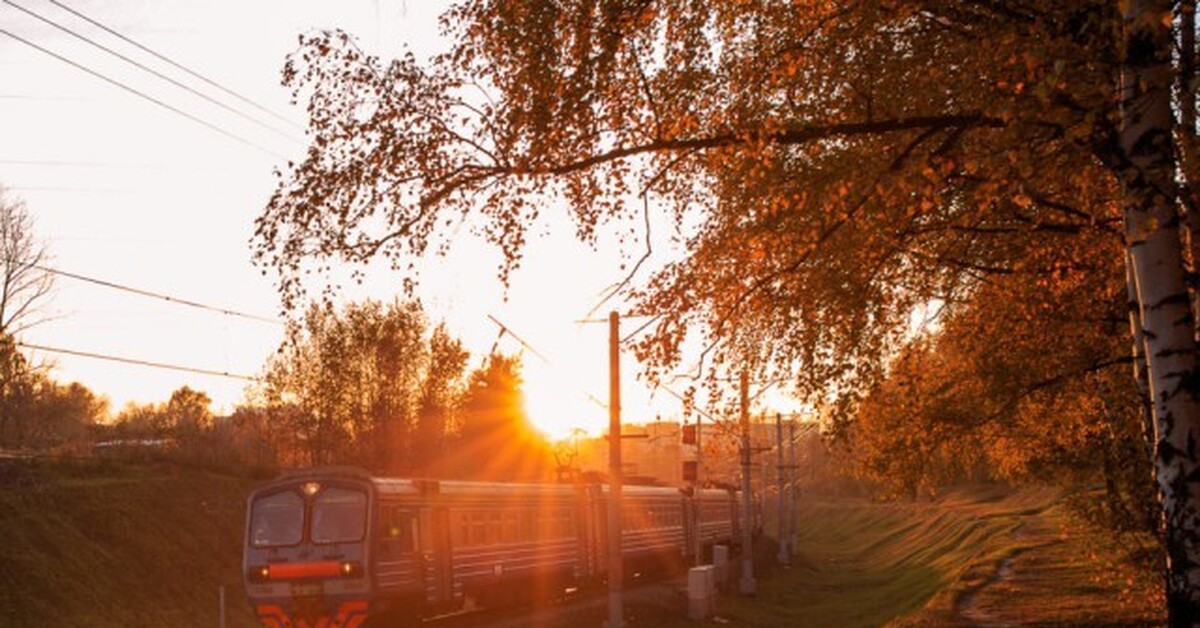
left=502, top=512, right=518, bottom=544
left=380, top=508, right=417, bottom=554
left=472, top=513, right=487, bottom=546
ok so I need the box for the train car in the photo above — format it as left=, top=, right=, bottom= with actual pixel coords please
left=243, top=467, right=377, bottom=628
left=587, top=484, right=691, bottom=578
left=243, top=468, right=742, bottom=627
left=428, top=479, right=592, bottom=609
left=693, top=487, right=738, bottom=556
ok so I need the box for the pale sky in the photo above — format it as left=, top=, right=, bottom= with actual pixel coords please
left=0, top=0, right=738, bottom=438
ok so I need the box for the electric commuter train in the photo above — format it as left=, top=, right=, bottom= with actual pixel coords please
left=242, top=467, right=742, bottom=627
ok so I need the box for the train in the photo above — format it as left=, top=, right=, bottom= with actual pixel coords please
left=242, top=467, right=746, bottom=627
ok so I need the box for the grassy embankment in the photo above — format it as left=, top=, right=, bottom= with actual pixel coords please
left=669, top=485, right=1163, bottom=627
left=0, top=458, right=1164, bottom=627
left=0, top=458, right=261, bottom=628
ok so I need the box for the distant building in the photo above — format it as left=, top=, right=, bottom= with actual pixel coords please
left=568, top=414, right=820, bottom=491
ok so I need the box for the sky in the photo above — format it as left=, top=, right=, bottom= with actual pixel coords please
left=0, top=0, right=747, bottom=439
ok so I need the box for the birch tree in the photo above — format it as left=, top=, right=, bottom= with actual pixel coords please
left=1122, top=1, right=1200, bottom=618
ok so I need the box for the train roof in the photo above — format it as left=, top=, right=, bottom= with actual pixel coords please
left=371, top=478, right=582, bottom=498
left=263, top=467, right=713, bottom=500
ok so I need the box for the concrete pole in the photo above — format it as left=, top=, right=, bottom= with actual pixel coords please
left=693, top=413, right=703, bottom=566
left=738, top=371, right=756, bottom=596
left=775, top=413, right=789, bottom=565
left=605, top=311, right=624, bottom=628
left=789, top=420, right=799, bottom=555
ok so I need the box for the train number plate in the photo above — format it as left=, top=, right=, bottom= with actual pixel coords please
left=291, top=582, right=323, bottom=598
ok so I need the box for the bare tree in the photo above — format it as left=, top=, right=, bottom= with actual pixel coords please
left=0, top=186, right=53, bottom=337
left=0, top=186, right=54, bottom=448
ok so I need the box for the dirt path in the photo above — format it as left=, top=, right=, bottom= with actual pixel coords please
left=943, top=505, right=1159, bottom=627
left=953, top=553, right=1020, bottom=627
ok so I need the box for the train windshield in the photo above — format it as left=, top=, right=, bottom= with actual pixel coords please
left=249, top=490, right=304, bottom=547
left=311, top=487, right=367, bottom=544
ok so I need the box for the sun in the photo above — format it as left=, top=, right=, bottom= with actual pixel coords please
left=522, top=375, right=607, bottom=441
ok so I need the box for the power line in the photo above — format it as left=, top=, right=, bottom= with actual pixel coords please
left=17, top=341, right=261, bottom=381
left=486, top=314, right=608, bottom=409
left=0, top=29, right=287, bottom=159
left=0, top=159, right=241, bottom=176
left=44, top=0, right=304, bottom=132
left=4, top=0, right=300, bottom=143
left=8, top=259, right=283, bottom=326
left=0, top=92, right=89, bottom=101
left=5, top=185, right=128, bottom=194
left=486, top=314, right=551, bottom=364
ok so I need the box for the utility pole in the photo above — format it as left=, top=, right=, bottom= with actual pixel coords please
left=605, top=311, right=624, bottom=628
left=738, top=370, right=756, bottom=596
left=693, top=412, right=703, bottom=566
left=775, top=412, right=789, bottom=565
left=789, top=420, right=799, bottom=555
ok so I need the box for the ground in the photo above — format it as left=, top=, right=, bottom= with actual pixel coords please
left=439, top=485, right=1163, bottom=627
left=0, top=458, right=1165, bottom=626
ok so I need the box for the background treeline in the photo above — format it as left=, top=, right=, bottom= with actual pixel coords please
left=247, top=299, right=553, bottom=479
left=844, top=228, right=1159, bottom=542
left=0, top=299, right=554, bottom=482
left=0, top=335, right=107, bottom=452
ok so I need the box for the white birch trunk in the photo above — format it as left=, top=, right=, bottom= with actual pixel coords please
left=1123, top=2, right=1200, bottom=623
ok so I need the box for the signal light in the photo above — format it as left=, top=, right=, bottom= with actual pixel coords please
left=683, top=460, right=698, bottom=482
left=682, top=424, right=696, bottom=445
left=248, top=565, right=271, bottom=582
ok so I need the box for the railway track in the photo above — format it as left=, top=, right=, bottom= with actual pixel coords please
left=421, top=574, right=686, bottom=628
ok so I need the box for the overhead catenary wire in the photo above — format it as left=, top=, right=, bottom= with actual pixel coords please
left=486, top=314, right=608, bottom=410
left=6, top=258, right=283, bottom=326
left=0, top=158, right=238, bottom=173
left=0, top=29, right=287, bottom=159
left=44, top=0, right=304, bottom=132
left=488, top=313, right=732, bottom=427
left=3, top=0, right=301, bottom=143
left=18, top=341, right=261, bottom=381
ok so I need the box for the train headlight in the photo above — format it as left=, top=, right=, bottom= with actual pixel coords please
left=340, top=561, right=363, bottom=578
left=302, top=482, right=321, bottom=497
left=247, top=565, right=271, bottom=582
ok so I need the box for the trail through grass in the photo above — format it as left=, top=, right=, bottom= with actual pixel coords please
left=631, top=485, right=1160, bottom=627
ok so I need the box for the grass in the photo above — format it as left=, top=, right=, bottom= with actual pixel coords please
left=0, top=459, right=1163, bottom=627
left=0, top=457, right=261, bottom=627
left=719, top=490, right=1030, bottom=627
left=626, top=485, right=1161, bottom=627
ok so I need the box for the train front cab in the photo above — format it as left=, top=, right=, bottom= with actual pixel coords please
left=243, top=472, right=375, bottom=628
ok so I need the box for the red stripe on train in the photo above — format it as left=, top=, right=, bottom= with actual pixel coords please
left=267, top=561, right=343, bottom=579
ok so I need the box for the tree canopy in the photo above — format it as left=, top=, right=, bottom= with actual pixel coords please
left=442, top=353, right=552, bottom=481
left=254, top=1, right=1200, bottom=619
left=261, top=299, right=471, bottom=472
left=256, top=1, right=1123, bottom=405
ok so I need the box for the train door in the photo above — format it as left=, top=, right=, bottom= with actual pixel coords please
left=378, top=505, right=423, bottom=591
left=574, top=488, right=592, bottom=579
left=431, top=506, right=456, bottom=610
